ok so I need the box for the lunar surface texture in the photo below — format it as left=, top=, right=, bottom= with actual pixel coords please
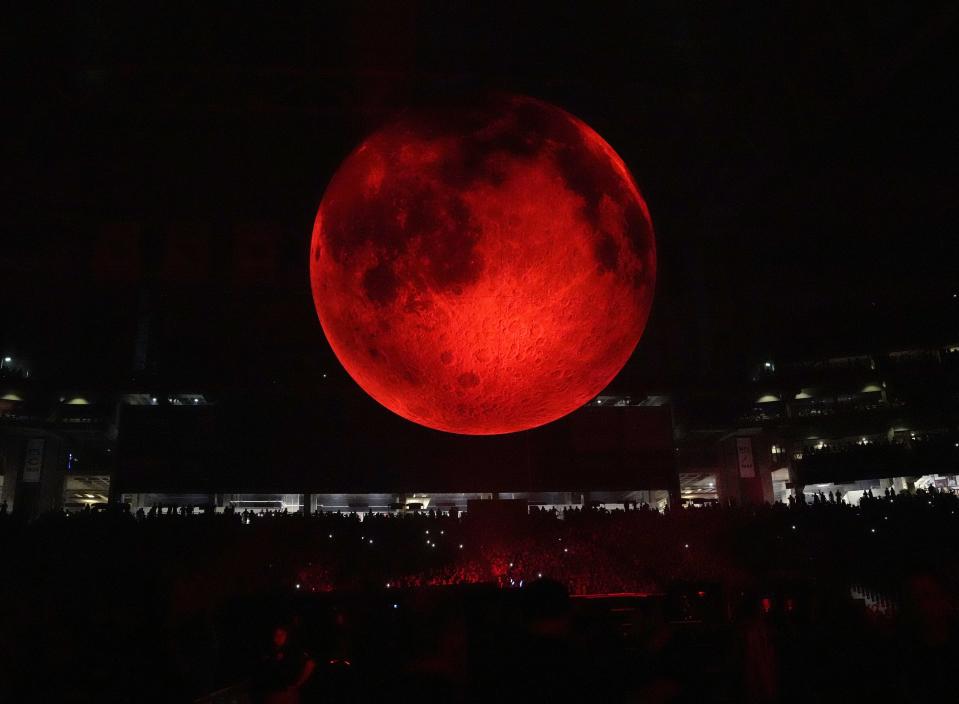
left=310, top=95, right=656, bottom=435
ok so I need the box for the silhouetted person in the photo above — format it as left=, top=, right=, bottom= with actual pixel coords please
left=255, top=624, right=315, bottom=704
left=735, top=594, right=779, bottom=704
left=506, top=578, right=588, bottom=702
left=895, top=572, right=959, bottom=701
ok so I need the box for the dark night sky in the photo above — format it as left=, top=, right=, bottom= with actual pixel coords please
left=3, top=2, right=958, bottom=398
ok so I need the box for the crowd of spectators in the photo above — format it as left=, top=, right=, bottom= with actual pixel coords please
left=3, top=488, right=959, bottom=701
left=3, top=485, right=957, bottom=601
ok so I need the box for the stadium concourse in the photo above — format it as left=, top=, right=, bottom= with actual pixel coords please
left=1, top=488, right=958, bottom=702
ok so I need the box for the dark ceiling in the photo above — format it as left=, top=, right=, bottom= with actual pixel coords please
left=3, top=2, right=957, bottom=392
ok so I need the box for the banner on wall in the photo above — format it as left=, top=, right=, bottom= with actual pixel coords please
left=23, top=438, right=44, bottom=483
left=736, top=437, right=755, bottom=478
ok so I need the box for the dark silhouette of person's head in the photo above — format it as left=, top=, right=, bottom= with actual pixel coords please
left=521, top=577, right=569, bottom=635
left=273, top=625, right=290, bottom=649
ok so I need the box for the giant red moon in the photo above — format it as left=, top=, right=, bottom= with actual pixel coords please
left=310, top=95, right=656, bottom=435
